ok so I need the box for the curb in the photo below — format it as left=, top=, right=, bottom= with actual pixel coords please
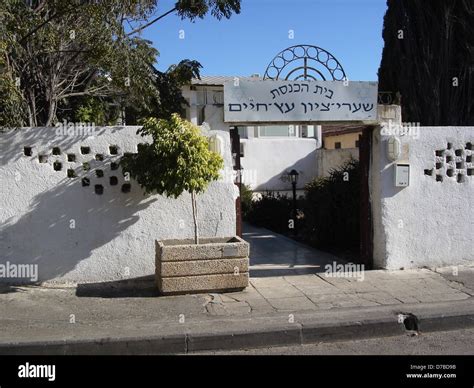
left=1, top=299, right=473, bottom=355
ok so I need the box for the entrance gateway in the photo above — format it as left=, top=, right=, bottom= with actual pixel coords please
left=224, top=45, right=379, bottom=268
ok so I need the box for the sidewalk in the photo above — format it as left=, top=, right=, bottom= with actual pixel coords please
left=0, top=265, right=473, bottom=354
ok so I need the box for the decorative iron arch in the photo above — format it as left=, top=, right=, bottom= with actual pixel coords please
left=263, top=44, right=346, bottom=81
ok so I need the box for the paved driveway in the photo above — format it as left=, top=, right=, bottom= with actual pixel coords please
left=242, top=223, right=346, bottom=278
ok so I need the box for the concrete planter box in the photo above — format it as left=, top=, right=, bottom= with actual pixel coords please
left=155, top=236, right=250, bottom=295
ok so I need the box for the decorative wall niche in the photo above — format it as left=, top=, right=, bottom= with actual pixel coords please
left=33, top=144, right=134, bottom=195
left=95, top=184, right=104, bottom=195
left=424, top=142, right=473, bottom=183
left=121, top=183, right=131, bottom=193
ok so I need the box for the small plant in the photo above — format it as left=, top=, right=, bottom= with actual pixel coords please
left=240, top=184, right=254, bottom=219
left=120, top=114, right=223, bottom=244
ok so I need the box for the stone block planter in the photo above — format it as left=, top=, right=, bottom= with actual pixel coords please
left=156, top=236, right=250, bottom=295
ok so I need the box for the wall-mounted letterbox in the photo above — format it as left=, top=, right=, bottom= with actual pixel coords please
left=394, top=163, right=410, bottom=187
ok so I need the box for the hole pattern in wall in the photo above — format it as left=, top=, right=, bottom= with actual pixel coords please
left=425, top=142, right=473, bottom=183
left=26, top=145, right=133, bottom=195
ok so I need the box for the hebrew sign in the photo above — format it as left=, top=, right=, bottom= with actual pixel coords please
left=224, top=80, right=378, bottom=123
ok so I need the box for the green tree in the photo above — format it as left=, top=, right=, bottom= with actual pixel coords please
left=378, top=0, right=474, bottom=125
left=0, top=0, right=241, bottom=127
left=120, top=114, right=223, bottom=244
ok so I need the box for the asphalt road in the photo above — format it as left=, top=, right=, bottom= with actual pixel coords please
left=197, top=328, right=474, bottom=355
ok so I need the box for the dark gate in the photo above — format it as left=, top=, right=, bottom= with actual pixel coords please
left=229, top=127, right=242, bottom=237
left=359, top=125, right=374, bottom=269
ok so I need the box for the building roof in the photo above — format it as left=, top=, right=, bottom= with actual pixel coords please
left=191, top=75, right=262, bottom=86
left=321, top=125, right=365, bottom=137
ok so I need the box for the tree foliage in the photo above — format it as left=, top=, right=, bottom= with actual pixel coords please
left=0, top=0, right=240, bottom=127
left=121, top=114, right=223, bottom=197
left=378, top=0, right=474, bottom=125
left=120, top=114, right=223, bottom=243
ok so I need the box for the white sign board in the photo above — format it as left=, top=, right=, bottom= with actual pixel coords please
left=224, top=80, right=378, bottom=123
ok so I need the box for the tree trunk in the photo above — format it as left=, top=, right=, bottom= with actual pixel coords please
left=45, top=99, right=57, bottom=126
left=191, top=191, right=199, bottom=245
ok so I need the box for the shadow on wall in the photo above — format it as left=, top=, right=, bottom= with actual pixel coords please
left=0, top=164, right=156, bottom=284
left=250, top=149, right=317, bottom=192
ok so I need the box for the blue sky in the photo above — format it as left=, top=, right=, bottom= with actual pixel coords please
left=140, top=0, right=388, bottom=81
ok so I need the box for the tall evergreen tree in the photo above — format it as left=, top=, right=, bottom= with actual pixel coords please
left=378, top=0, right=474, bottom=125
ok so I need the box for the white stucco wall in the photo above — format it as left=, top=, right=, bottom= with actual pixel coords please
left=0, top=126, right=236, bottom=284
left=316, top=148, right=359, bottom=177
left=371, top=126, right=474, bottom=269
left=240, top=138, right=318, bottom=191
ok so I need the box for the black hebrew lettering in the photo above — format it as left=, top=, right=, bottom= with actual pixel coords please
left=314, top=85, right=323, bottom=95
left=229, top=104, right=242, bottom=111
left=274, top=103, right=285, bottom=113
left=301, top=102, right=307, bottom=114
left=284, top=103, right=295, bottom=113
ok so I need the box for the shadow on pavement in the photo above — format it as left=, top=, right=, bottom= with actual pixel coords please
left=76, top=275, right=159, bottom=298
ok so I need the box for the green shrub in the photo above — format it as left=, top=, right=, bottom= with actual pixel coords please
left=302, top=158, right=360, bottom=250
left=240, top=184, right=254, bottom=219
left=120, top=114, right=223, bottom=244
left=246, top=191, right=298, bottom=234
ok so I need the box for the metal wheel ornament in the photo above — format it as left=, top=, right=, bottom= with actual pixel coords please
left=263, top=44, right=347, bottom=81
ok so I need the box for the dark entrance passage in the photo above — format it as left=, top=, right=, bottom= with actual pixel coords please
left=243, top=223, right=347, bottom=278
left=232, top=123, right=375, bottom=276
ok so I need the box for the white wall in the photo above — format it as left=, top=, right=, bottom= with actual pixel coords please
left=183, top=86, right=321, bottom=192
left=0, top=126, right=236, bottom=284
left=240, top=138, right=318, bottom=191
left=370, top=126, right=474, bottom=269
left=316, top=148, right=359, bottom=177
